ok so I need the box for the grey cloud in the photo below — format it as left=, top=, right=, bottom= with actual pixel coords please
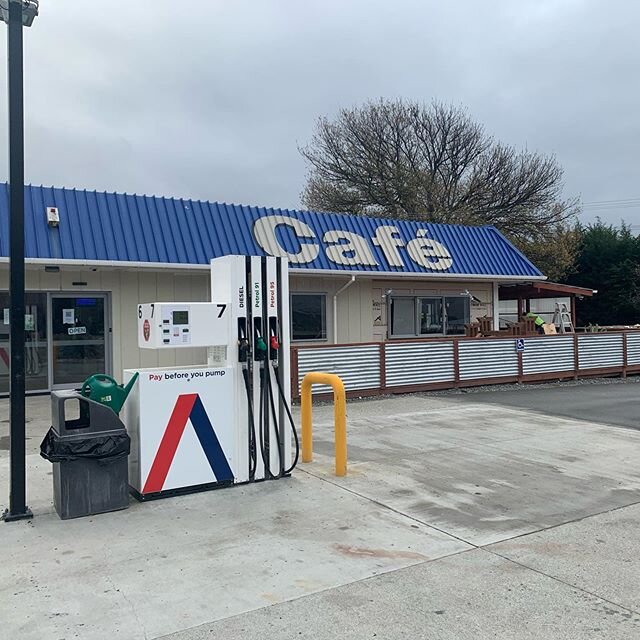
left=0, top=0, right=638, bottom=225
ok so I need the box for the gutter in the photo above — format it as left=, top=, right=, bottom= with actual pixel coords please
left=333, top=275, right=356, bottom=343
left=2, top=257, right=547, bottom=282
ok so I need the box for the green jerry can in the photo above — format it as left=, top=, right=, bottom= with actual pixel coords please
left=80, top=373, right=139, bottom=415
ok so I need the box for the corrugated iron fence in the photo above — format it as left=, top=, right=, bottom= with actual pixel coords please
left=290, top=332, right=640, bottom=398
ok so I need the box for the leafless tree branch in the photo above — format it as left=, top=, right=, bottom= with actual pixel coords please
left=299, top=99, right=577, bottom=242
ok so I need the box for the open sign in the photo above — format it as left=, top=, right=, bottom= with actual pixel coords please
left=68, top=326, right=87, bottom=336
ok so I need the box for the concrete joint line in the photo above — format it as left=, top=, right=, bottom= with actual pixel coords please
left=485, top=547, right=640, bottom=618
left=298, top=467, right=477, bottom=549
left=476, top=400, right=640, bottom=435
left=300, top=468, right=640, bottom=562
left=479, top=497, right=640, bottom=548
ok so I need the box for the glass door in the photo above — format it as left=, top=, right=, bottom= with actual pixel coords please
left=418, top=297, right=444, bottom=335
left=444, top=297, right=470, bottom=335
left=0, top=292, right=49, bottom=393
left=51, top=295, right=108, bottom=387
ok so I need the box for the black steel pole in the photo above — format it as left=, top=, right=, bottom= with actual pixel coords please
left=3, top=0, right=32, bottom=522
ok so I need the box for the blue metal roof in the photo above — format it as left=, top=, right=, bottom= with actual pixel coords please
left=0, top=183, right=543, bottom=278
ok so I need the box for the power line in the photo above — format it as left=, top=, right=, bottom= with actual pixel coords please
left=581, top=197, right=640, bottom=205
left=582, top=205, right=640, bottom=211
left=581, top=197, right=640, bottom=211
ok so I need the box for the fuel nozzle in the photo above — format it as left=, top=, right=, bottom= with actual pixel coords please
left=254, top=321, right=267, bottom=361
left=255, top=336, right=267, bottom=359
left=238, top=338, right=250, bottom=363
left=238, top=319, right=250, bottom=363
left=268, top=317, right=279, bottom=361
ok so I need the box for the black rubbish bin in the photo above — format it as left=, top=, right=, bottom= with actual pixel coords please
left=40, top=390, right=131, bottom=520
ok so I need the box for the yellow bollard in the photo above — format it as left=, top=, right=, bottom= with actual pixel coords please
left=300, top=372, right=347, bottom=477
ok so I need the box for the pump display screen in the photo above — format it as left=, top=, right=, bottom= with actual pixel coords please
left=172, top=310, right=189, bottom=325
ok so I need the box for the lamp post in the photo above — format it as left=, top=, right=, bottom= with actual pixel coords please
left=1, top=0, right=38, bottom=523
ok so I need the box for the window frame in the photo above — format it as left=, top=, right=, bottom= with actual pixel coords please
left=388, top=295, right=471, bottom=338
left=417, top=296, right=444, bottom=336
left=290, top=292, right=328, bottom=343
left=388, top=296, right=418, bottom=338
left=443, top=295, right=471, bottom=336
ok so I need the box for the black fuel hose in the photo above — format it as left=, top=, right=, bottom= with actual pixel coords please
left=267, top=362, right=300, bottom=475
left=258, top=367, right=268, bottom=477
left=258, top=366, right=281, bottom=479
left=265, top=368, right=284, bottom=477
left=241, top=367, right=257, bottom=480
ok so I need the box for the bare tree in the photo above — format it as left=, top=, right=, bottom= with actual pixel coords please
left=300, top=100, right=577, bottom=242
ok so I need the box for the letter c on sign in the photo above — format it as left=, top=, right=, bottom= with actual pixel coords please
left=253, top=215, right=320, bottom=264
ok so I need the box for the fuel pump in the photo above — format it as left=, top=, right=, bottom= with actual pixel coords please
left=125, top=254, right=299, bottom=500
left=210, top=254, right=297, bottom=483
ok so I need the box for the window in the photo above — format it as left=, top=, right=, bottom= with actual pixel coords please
left=444, top=297, right=469, bottom=335
left=389, top=295, right=470, bottom=337
left=418, top=298, right=443, bottom=335
left=390, top=297, right=415, bottom=336
left=0, top=292, right=48, bottom=392
left=291, top=293, right=327, bottom=341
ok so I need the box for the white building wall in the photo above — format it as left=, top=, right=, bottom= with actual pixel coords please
left=290, top=274, right=494, bottom=344
left=0, top=266, right=210, bottom=381
left=288, top=275, right=373, bottom=343
left=0, top=266, right=503, bottom=386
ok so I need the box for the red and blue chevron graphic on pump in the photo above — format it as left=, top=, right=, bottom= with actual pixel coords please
left=143, top=393, right=233, bottom=493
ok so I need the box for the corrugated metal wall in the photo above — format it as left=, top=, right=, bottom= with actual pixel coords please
left=578, top=334, right=624, bottom=369
left=297, top=345, right=381, bottom=394
left=293, top=332, right=640, bottom=397
left=385, top=342, right=455, bottom=386
left=523, top=336, right=574, bottom=374
left=627, top=333, right=640, bottom=366
left=458, top=339, right=519, bottom=380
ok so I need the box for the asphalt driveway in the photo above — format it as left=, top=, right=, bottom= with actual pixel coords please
left=453, top=378, right=640, bottom=430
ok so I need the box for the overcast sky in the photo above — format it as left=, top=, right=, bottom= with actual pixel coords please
left=0, top=0, right=638, bottom=226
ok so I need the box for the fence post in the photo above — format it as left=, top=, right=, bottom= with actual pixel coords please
left=623, top=332, right=628, bottom=378
left=379, top=342, right=386, bottom=392
left=453, top=339, right=460, bottom=387
left=573, top=333, right=579, bottom=379
left=290, top=346, right=299, bottom=400
left=517, top=349, right=524, bottom=382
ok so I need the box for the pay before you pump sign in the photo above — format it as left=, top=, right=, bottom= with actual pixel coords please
left=147, top=369, right=228, bottom=383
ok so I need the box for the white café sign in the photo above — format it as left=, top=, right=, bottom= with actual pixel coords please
left=253, top=215, right=454, bottom=271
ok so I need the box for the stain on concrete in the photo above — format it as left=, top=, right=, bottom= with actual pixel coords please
left=294, top=579, right=322, bottom=592
left=332, top=543, right=427, bottom=561
left=390, top=488, right=416, bottom=497
left=0, top=435, right=8, bottom=450
left=261, top=593, right=281, bottom=603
